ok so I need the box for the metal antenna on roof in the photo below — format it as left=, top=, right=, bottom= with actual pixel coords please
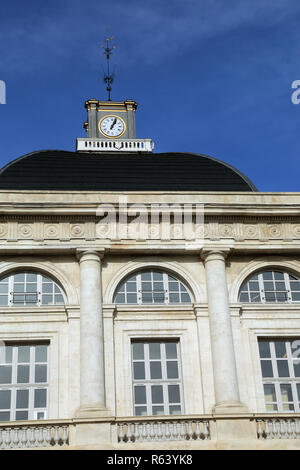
left=101, top=35, right=116, bottom=101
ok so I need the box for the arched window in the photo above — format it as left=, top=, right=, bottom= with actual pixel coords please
left=114, top=270, right=192, bottom=305
left=239, top=270, right=300, bottom=303
left=0, top=272, right=65, bottom=306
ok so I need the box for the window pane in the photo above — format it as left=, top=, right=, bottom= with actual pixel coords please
left=0, top=412, right=10, bottom=421
left=17, top=365, right=30, bottom=383
left=34, top=389, right=47, bottom=408
left=259, top=341, right=271, bottom=358
left=115, top=293, right=125, bottom=303
left=35, top=365, right=47, bottom=383
left=151, top=385, right=163, bottom=404
left=18, top=346, right=30, bottom=363
left=169, top=293, right=180, bottom=303
left=165, top=343, right=177, bottom=359
left=169, top=282, right=179, bottom=291
left=42, top=295, right=52, bottom=305
left=16, top=389, right=29, bottom=409
left=27, top=273, right=37, bottom=282
left=35, top=345, right=47, bottom=363
left=293, top=362, right=300, bottom=377
left=141, top=282, right=152, bottom=291
left=149, top=343, right=161, bottom=360
left=54, top=294, right=64, bottom=304
left=0, top=390, right=11, bottom=409
left=153, top=292, right=165, bottom=303
left=263, top=384, right=276, bottom=402
left=4, top=346, right=13, bottom=364
left=153, top=272, right=163, bottom=281
left=14, top=273, right=25, bottom=282
left=169, top=405, right=181, bottom=415
left=280, top=384, right=293, bottom=402
left=265, top=292, right=276, bottom=302
left=249, top=281, right=259, bottom=290
left=274, top=281, right=285, bottom=291
left=126, top=293, right=137, bottom=303
left=291, top=292, right=300, bottom=301
left=250, top=292, right=260, bottom=302
left=277, top=361, right=290, bottom=378
left=290, top=281, right=300, bottom=291
left=168, top=385, right=180, bottom=403
left=282, top=404, right=294, bottom=411
left=141, top=272, right=151, bottom=281
left=274, top=341, right=287, bottom=358
left=141, top=293, right=152, bottom=303
left=0, top=296, right=8, bottom=305
left=42, top=284, right=52, bottom=294
left=0, top=366, right=12, bottom=384
left=134, top=386, right=146, bottom=405
left=16, top=411, right=28, bottom=420
left=262, top=272, right=273, bottom=280
left=239, top=292, right=249, bottom=302
left=132, top=343, right=144, bottom=360
left=150, top=362, right=162, bottom=379
left=135, top=406, right=147, bottom=416
left=261, top=360, right=273, bottom=377
left=153, top=282, right=164, bottom=291
left=274, top=272, right=284, bottom=280
left=0, top=284, right=8, bottom=294
left=133, top=362, right=145, bottom=380
left=266, top=404, right=278, bottom=411
left=126, top=282, right=137, bottom=293
left=152, top=406, right=164, bottom=415
left=167, top=361, right=179, bottom=379
left=14, top=284, right=25, bottom=293
left=240, top=283, right=248, bottom=293
left=26, top=294, right=38, bottom=304
left=181, top=293, right=191, bottom=303
left=26, top=283, right=37, bottom=293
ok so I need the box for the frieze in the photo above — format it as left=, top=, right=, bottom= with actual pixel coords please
left=0, top=217, right=298, bottom=242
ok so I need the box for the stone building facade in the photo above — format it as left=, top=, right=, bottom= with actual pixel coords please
left=0, top=99, right=299, bottom=450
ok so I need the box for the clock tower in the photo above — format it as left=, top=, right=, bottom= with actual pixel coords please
left=76, top=36, right=154, bottom=153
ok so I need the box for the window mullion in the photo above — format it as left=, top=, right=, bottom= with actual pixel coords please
left=258, top=274, right=265, bottom=303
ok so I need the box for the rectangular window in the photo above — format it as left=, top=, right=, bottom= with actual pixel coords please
left=0, top=342, right=49, bottom=421
left=258, top=338, right=300, bottom=412
left=131, top=340, right=183, bottom=416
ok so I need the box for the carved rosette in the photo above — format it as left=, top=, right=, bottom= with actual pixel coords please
left=70, top=224, right=85, bottom=238
left=18, top=224, right=33, bottom=239
left=268, top=225, right=282, bottom=239
left=44, top=224, right=59, bottom=239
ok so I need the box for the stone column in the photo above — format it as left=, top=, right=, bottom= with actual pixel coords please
left=202, top=249, right=247, bottom=413
left=76, top=250, right=109, bottom=418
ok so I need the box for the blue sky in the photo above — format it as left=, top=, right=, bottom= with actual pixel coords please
left=0, top=0, right=300, bottom=191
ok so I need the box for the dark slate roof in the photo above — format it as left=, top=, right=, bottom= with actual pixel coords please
left=0, top=150, right=257, bottom=191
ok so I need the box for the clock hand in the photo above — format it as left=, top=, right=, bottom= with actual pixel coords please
left=110, top=118, right=117, bottom=130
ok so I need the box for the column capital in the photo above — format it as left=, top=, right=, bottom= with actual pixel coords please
left=76, top=248, right=106, bottom=262
left=201, top=247, right=231, bottom=263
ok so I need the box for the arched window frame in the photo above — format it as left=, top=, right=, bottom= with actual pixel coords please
left=114, top=270, right=192, bottom=305
left=0, top=271, right=66, bottom=307
left=239, top=270, right=300, bottom=304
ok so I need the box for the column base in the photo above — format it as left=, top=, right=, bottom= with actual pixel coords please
left=74, top=405, right=112, bottom=419
left=212, top=400, right=249, bottom=415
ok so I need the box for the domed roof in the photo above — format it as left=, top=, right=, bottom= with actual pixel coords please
left=0, top=150, right=257, bottom=191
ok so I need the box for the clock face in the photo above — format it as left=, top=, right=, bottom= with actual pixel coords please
left=99, top=115, right=126, bottom=138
